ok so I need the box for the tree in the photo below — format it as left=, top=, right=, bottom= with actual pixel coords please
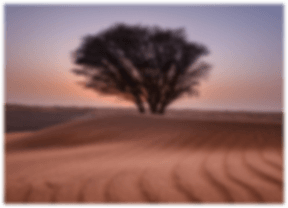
left=72, top=23, right=211, bottom=114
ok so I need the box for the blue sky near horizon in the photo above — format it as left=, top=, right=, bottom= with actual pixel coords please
left=5, top=5, right=283, bottom=112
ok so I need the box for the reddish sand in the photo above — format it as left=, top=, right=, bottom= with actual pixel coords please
left=5, top=115, right=283, bottom=203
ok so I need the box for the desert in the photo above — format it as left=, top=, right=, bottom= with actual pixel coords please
left=5, top=5, right=283, bottom=205
left=5, top=106, right=283, bottom=203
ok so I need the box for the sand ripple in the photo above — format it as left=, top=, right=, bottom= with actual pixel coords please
left=5, top=115, right=283, bottom=203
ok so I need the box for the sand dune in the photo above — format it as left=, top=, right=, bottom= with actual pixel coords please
left=5, top=115, right=283, bottom=203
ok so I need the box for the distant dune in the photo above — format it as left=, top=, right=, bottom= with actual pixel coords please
left=5, top=112, right=283, bottom=203
left=5, top=104, right=282, bottom=133
left=5, top=104, right=97, bottom=132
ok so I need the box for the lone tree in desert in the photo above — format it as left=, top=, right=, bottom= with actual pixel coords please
left=72, top=24, right=211, bottom=114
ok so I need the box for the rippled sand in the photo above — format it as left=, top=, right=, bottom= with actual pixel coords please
left=5, top=115, right=283, bottom=203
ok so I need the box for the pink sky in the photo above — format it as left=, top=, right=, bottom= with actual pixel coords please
left=5, top=5, right=283, bottom=112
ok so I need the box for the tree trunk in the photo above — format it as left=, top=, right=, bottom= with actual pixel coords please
left=148, top=102, right=158, bottom=114
left=148, top=92, right=162, bottom=114
left=158, top=107, right=166, bottom=114
left=147, top=102, right=167, bottom=115
left=137, top=103, right=145, bottom=113
left=135, top=96, right=145, bottom=113
left=158, top=102, right=168, bottom=115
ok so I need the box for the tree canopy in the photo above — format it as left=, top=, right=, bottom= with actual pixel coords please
left=72, top=23, right=211, bottom=114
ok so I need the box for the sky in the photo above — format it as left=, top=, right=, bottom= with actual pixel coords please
left=5, top=5, right=283, bottom=112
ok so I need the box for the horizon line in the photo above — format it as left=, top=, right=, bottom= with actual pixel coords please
left=5, top=102, right=283, bottom=114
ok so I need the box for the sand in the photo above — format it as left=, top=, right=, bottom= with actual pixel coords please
left=5, top=114, right=283, bottom=203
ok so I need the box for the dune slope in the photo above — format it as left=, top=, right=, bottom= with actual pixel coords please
left=5, top=115, right=283, bottom=203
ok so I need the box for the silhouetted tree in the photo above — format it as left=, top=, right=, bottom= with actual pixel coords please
left=72, top=23, right=211, bottom=114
